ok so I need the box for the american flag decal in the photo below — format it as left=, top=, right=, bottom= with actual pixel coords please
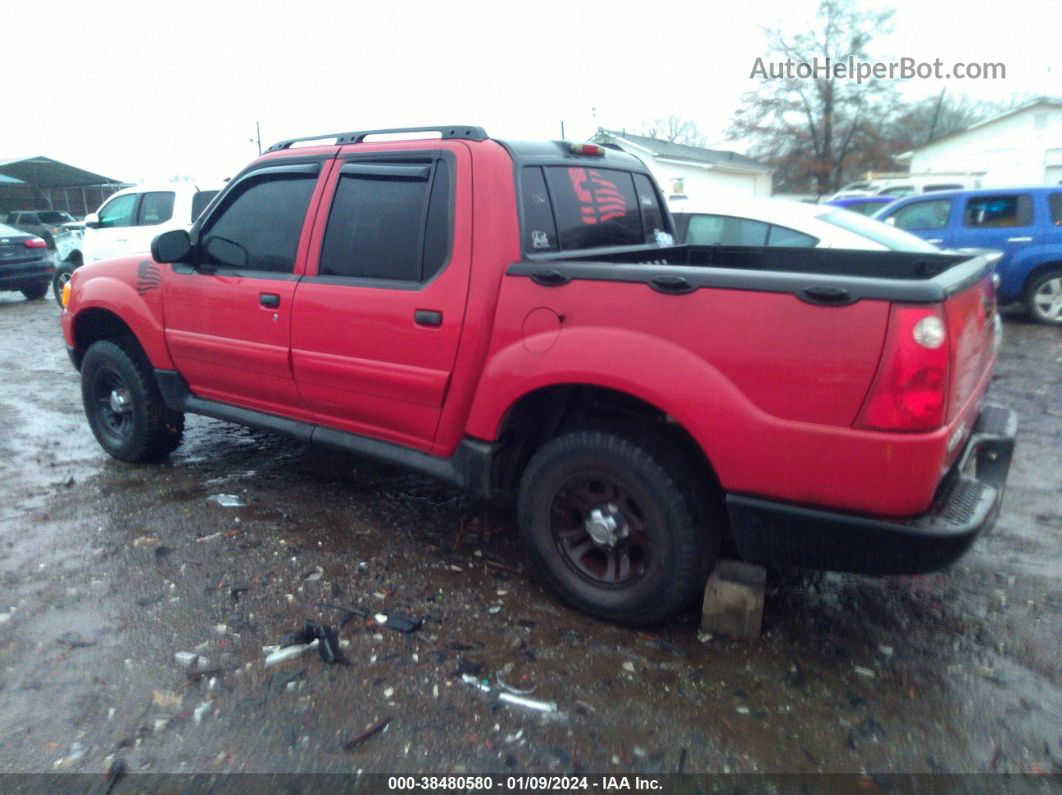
left=568, top=167, right=628, bottom=225
left=136, top=260, right=161, bottom=295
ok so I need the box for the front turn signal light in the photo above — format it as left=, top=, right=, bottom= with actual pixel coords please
left=61, top=282, right=71, bottom=308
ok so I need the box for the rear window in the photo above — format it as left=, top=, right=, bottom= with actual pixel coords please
left=520, top=166, right=669, bottom=253
left=820, top=210, right=939, bottom=252
left=1050, top=193, right=1062, bottom=225
left=0, top=223, right=22, bottom=236
left=963, top=195, right=1033, bottom=228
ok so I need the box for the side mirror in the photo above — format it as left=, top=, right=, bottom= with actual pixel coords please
left=84, top=212, right=101, bottom=229
left=151, top=229, right=193, bottom=264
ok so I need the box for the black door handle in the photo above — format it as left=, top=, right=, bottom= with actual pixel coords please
left=414, top=309, right=442, bottom=327
left=259, top=293, right=280, bottom=308
left=649, top=275, right=695, bottom=294
left=530, top=269, right=570, bottom=286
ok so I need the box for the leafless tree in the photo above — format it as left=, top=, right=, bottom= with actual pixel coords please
left=637, top=115, right=707, bottom=147
left=729, top=0, right=897, bottom=194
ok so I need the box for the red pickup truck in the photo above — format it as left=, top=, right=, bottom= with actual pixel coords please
left=61, top=125, right=1017, bottom=625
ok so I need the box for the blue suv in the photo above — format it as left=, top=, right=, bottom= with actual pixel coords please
left=874, top=187, right=1062, bottom=325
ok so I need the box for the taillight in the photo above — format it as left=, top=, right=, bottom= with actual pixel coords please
left=24, top=238, right=47, bottom=249
left=856, top=305, right=949, bottom=432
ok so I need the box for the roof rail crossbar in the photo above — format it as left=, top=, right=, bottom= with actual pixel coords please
left=266, top=125, right=489, bottom=152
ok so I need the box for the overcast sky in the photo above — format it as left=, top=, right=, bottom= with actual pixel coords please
left=2, top=0, right=1058, bottom=185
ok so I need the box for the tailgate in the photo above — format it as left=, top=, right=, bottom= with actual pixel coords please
left=944, top=270, right=999, bottom=425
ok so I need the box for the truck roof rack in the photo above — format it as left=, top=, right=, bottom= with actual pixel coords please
left=266, top=125, right=489, bottom=152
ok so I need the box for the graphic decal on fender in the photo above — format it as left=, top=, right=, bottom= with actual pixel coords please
left=136, top=260, right=161, bottom=295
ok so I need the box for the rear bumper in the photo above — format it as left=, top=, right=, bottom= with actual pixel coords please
left=0, top=260, right=54, bottom=289
left=726, top=404, right=1018, bottom=575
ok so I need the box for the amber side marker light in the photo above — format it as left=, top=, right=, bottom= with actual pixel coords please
left=61, top=282, right=71, bottom=308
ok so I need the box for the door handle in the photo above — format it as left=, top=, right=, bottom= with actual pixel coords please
left=1006, top=236, right=1033, bottom=243
left=414, top=309, right=442, bottom=327
left=259, top=293, right=280, bottom=308
left=649, top=275, right=695, bottom=294
left=926, top=238, right=943, bottom=245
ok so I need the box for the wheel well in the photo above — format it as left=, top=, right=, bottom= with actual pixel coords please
left=1022, top=261, right=1062, bottom=298
left=491, top=384, right=721, bottom=500
left=72, top=309, right=138, bottom=369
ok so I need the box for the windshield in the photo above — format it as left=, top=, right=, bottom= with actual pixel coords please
left=819, top=210, right=939, bottom=252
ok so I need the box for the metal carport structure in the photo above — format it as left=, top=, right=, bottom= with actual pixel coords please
left=0, top=156, right=130, bottom=218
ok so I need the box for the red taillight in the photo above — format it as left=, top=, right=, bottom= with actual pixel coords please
left=856, top=305, right=949, bottom=432
left=568, top=143, right=605, bottom=156
left=24, top=237, right=47, bottom=249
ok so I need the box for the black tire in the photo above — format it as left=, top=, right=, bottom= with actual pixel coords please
left=81, top=338, right=184, bottom=462
left=1024, top=268, right=1062, bottom=326
left=20, top=282, right=48, bottom=301
left=52, top=265, right=74, bottom=307
left=517, top=429, right=718, bottom=625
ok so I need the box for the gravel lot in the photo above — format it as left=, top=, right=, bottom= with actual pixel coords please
left=0, top=294, right=1058, bottom=778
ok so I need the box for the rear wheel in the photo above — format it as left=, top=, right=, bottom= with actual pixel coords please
left=81, top=338, right=184, bottom=462
left=517, top=429, right=718, bottom=625
left=20, top=282, right=48, bottom=301
left=1025, top=269, right=1062, bottom=326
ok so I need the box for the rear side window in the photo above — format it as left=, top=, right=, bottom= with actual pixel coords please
left=686, top=214, right=768, bottom=246
left=1048, top=193, right=1062, bottom=225
left=137, top=191, right=175, bottom=225
left=200, top=174, right=316, bottom=273
left=191, top=190, right=219, bottom=222
left=891, top=199, right=952, bottom=230
left=963, top=195, right=1033, bottom=228
left=924, top=184, right=962, bottom=192
left=520, top=167, right=558, bottom=252
left=97, top=195, right=137, bottom=228
left=767, top=225, right=817, bottom=247
left=319, top=158, right=451, bottom=283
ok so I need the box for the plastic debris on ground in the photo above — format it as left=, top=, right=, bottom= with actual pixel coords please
left=208, top=494, right=247, bottom=508
left=374, top=612, right=423, bottom=633
left=342, top=717, right=391, bottom=752
left=461, top=672, right=559, bottom=714
left=174, top=651, right=210, bottom=671
left=265, top=621, right=350, bottom=666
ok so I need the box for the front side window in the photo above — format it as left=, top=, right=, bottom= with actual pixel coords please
left=891, top=199, right=952, bottom=231
left=97, top=195, right=137, bottom=228
left=318, top=158, right=450, bottom=283
left=686, top=214, right=768, bottom=246
left=199, top=174, right=316, bottom=273
left=963, top=195, right=1033, bottom=228
left=137, top=191, right=175, bottom=225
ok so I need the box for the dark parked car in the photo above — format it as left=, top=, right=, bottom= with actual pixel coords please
left=3, top=210, right=76, bottom=249
left=0, top=222, right=54, bottom=300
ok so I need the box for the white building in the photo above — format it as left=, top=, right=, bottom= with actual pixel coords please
left=589, top=129, right=773, bottom=206
left=899, top=97, right=1062, bottom=187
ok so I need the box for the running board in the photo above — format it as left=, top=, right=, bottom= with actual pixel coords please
left=154, top=369, right=495, bottom=497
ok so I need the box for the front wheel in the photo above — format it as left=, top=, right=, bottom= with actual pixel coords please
left=52, top=266, right=74, bottom=307
left=1025, top=269, right=1062, bottom=326
left=81, top=338, right=184, bottom=462
left=517, top=429, right=718, bottom=625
